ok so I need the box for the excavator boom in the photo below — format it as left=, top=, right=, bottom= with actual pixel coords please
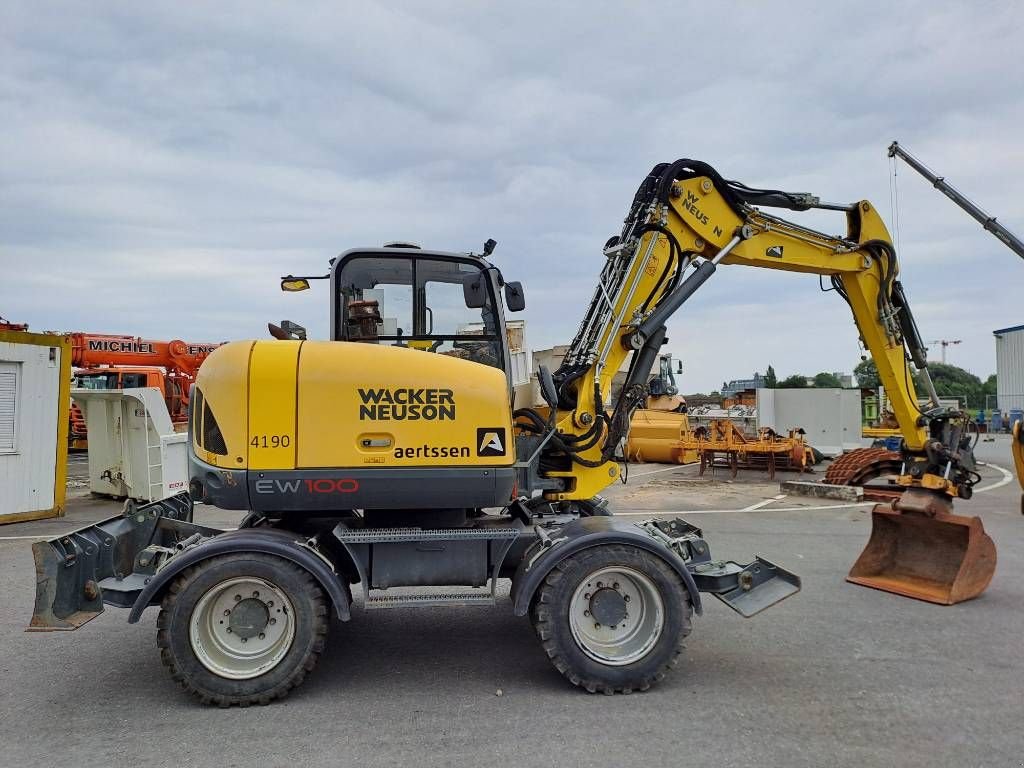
left=71, top=334, right=220, bottom=374
left=525, top=158, right=995, bottom=604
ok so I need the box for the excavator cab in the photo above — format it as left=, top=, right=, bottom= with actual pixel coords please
left=330, top=246, right=523, bottom=383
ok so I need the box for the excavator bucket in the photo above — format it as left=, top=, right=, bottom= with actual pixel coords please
left=847, top=489, right=996, bottom=605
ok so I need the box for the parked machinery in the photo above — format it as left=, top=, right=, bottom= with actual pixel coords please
left=625, top=353, right=696, bottom=464
left=691, top=421, right=811, bottom=479
left=32, top=157, right=999, bottom=705
left=68, top=334, right=220, bottom=448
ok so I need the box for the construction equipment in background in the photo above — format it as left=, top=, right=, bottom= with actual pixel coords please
left=888, top=141, right=1024, bottom=261
left=929, top=338, right=962, bottom=364
left=625, top=408, right=698, bottom=464
left=68, top=334, right=220, bottom=449
left=690, top=421, right=812, bottom=479
left=32, top=156, right=1004, bottom=706
left=627, top=404, right=814, bottom=478
left=645, top=353, right=686, bottom=412
left=72, top=388, right=189, bottom=501
left=625, top=353, right=694, bottom=463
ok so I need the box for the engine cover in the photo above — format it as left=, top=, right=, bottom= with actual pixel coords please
left=190, top=340, right=516, bottom=511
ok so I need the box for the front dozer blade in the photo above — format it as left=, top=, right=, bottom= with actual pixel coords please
left=28, top=493, right=196, bottom=631
left=847, top=490, right=996, bottom=605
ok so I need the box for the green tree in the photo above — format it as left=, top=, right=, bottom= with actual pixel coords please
left=854, top=358, right=880, bottom=389
left=813, top=372, right=843, bottom=388
left=926, top=362, right=984, bottom=408
left=982, top=374, right=997, bottom=404
left=764, top=365, right=777, bottom=388
left=778, top=374, right=808, bottom=388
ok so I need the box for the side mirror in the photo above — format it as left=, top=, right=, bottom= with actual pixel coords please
left=504, top=281, right=526, bottom=312
left=281, top=277, right=311, bottom=292
left=463, top=272, right=488, bottom=309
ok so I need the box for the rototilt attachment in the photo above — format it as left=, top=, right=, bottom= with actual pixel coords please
left=847, top=489, right=996, bottom=605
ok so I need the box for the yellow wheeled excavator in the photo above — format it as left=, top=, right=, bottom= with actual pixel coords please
left=30, top=158, right=995, bottom=705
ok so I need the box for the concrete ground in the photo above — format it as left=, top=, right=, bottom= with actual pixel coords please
left=1, top=439, right=1021, bottom=768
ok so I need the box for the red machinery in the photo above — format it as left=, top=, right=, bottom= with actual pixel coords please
left=69, top=335, right=221, bottom=447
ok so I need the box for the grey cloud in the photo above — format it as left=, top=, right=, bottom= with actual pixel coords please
left=2, top=1, right=1021, bottom=390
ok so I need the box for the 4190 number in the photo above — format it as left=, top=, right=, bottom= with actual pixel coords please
left=250, top=434, right=291, bottom=448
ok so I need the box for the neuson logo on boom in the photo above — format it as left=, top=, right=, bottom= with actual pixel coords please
left=358, top=388, right=456, bottom=421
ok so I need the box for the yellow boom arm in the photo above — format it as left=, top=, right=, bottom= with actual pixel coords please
left=536, top=160, right=970, bottom=503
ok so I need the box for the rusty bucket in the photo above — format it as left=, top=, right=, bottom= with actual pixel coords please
left=847, top=489, right=996, bottom=605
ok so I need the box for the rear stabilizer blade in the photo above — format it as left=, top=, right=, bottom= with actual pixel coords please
left=690, top=556, right=801, bottom=617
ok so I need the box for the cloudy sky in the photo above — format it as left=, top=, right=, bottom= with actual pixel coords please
left=3, top=1, right=1022, bottom=392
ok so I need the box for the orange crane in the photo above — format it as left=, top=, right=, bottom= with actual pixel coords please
left=69, top=334, right=221, bottom=448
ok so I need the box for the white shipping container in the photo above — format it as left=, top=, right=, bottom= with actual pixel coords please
left=0, top=330, right=71, bottom=523
left=994, top=325, right=1024, bottom=413
left=756, top=388, right=862, bottom=457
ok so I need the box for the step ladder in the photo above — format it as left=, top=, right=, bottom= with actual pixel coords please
left=333, top=526, right=520, bottom=610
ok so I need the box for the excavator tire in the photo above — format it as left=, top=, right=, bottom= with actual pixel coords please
left=530, top=544, right=692, bottom=694
left=157, top=553, right=328, bottom=707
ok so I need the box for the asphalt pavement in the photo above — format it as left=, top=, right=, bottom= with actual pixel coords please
left=1, top=439, right=1021, bottom=768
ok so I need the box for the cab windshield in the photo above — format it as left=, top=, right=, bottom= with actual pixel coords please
left=74, top=373, right=119, bottom=390
left=336, top=255, right=502, bottom=371
left=74, top=372, right=149, bottom=389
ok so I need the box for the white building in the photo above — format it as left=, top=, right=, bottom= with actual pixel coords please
left=994, top=324, right=1024, bottom=413
left=0, top=328, right=71, bottom=523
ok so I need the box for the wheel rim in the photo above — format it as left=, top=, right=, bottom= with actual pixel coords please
left=189, top=576, right=296, bottom=680
left=568, top=566, right=664, bottom=666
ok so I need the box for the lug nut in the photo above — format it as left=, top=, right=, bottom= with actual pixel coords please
left=269, top=618, right=277, bottom=625
left=252, top=591, right=260, bottom=598
left=583, top=610, right=590, bottom=617
left=613, top=582, right=620, bottom=590
left=241, top=637, right=247, bottom=643
left=624, top=595, right=631, bottom=602
left=234, top=594, right=241, bottom=602
left=584, top=593, right=591, bottom=600
left=267, top=601, right=274, bottom=607
left=226, top=627, right=232, bottom=633
left=223, top=609, right=231, bottom=616
left=597, top=582, right=603, bottom=588
left=594, top=623, right=601, bottom=630
left=259, top=633, right=265, bottom=640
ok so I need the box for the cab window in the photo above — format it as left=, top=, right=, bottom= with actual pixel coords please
left=336, top=255, right=502, bottom=371
left=120, top=373, right=148, bottom=389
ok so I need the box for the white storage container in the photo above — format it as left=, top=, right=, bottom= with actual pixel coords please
left=0, top=330, right=71, bottom=523
left=757, top=388, right=862, bottom=457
